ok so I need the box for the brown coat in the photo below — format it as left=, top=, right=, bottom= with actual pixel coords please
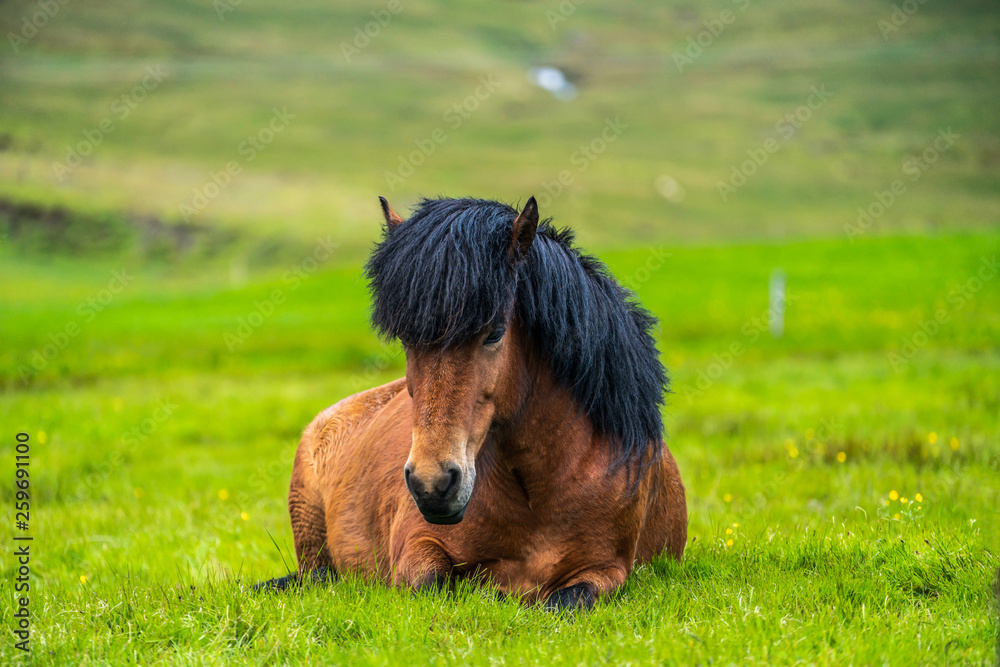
left=288, top=362, right=686, bottom=605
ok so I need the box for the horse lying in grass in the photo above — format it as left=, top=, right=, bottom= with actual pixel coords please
left=262, top=196, right=687, bottom=610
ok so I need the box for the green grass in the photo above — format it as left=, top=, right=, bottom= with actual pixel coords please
left=1, top=233, right=998, bottom=664
left=2, top=0, right=999, bottom=663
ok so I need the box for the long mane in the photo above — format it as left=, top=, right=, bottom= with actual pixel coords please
left=365, top=197, right=668, bottom=469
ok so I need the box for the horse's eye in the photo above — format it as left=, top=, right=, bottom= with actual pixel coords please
left=483, top=327, right=505, bottom=346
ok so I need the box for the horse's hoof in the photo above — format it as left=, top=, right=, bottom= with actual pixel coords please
left=252, top=572, right=298, bottom=593
left=545, top=584, right=595, bottom=612
left=307, top=566, right=335, bottom=585
left=253, top=567, right=334, bottom=593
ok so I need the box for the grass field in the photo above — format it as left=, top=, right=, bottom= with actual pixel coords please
left=2, top=0, right=1000, bottom=664
left=1, top=233, right=998, bottom=664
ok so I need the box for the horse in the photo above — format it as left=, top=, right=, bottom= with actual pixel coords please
left=264, top=195, right=687, bottom=610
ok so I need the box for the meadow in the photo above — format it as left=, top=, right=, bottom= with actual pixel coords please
left=1, top=0, right=999, bottom=664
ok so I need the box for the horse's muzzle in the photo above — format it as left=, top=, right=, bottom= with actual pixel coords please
left=404, top=462, right=471, bottom=524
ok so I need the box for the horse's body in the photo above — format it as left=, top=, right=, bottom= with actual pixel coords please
left=279, top=196, right=686, bottom=608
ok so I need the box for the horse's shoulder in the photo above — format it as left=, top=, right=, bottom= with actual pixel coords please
left=302, top=378, right=407, bottom=474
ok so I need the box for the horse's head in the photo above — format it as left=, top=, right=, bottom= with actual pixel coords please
left=370, top=196, right=538, bottom=524
left=401, top=314, right=526, bottom=523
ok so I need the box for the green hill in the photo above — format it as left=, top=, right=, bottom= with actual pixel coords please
left=1, top=0, right=998, bottom=255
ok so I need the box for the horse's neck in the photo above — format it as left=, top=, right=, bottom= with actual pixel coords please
left=492, top=364, right=599, bottom=500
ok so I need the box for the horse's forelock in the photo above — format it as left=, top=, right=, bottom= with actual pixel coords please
left=364, top=196, right=668, bottom=477
left=365, top=197, right=520, bottom=347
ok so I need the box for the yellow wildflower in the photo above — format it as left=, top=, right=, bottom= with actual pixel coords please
left=726, top=539, right=734, bottom=547
left=915, top=493, right=923, bottom=503
left=218, top=489, right=229, bottom=500
left=928, top=432, right=938, bottom=444
left=889, top=490, right=898, bottom=501
left=836, top=451, right=846, bottom=463
left=80, top=575, right=88, bottom=584
left=893, top=513, right=900, bottom=520
left=241, top=512, right=249, bottom=521
left=949, top=437, right=959, bottom=451
left=725, top=528, right=733, bottom=535
left=723, top=493, right=732, bottom=503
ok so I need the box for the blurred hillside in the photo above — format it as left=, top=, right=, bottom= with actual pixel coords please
left=1, top=0, right=998, bottom=261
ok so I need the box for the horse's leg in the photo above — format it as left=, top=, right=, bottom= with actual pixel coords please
left=394, top=536, right=453, bottom=592
left=288, top=442, right=332, bottom=579
left=255, top=444, right=333, bottom=592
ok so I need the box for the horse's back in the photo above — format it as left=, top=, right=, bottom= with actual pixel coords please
left=289, top=378, right=408, bottom=573
left=301, top=378, right=407, bottom=477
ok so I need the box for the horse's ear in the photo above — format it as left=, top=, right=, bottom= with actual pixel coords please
left=509, top=196, right=538, bottom=263
left=379, top=196, right=405, bottom=229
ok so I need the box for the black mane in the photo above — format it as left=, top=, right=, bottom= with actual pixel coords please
left=364, top=197, right=668, bottom=469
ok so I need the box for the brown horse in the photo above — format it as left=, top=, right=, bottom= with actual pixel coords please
left=267, top=196, right=686, bottom=610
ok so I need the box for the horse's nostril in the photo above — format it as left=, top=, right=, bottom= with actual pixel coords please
left=438, top=465, right=461, bottom=497
left=404, top=464, right=417, bottom=494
